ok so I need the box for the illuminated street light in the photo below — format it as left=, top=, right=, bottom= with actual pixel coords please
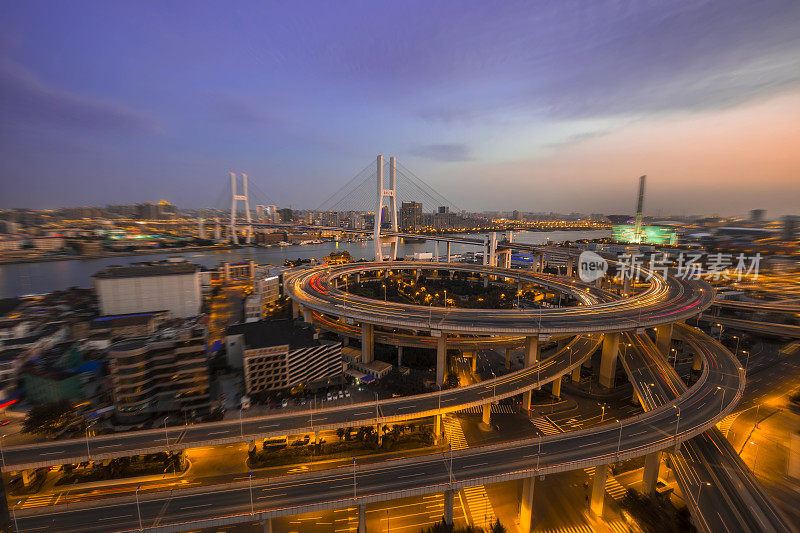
left=135, top=485, right=143, bottom=531
left=696, top=482, right=711, bottom=506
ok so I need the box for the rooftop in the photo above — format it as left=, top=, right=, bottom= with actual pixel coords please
left=93, top=261, right=200, bottom=279
left=226, top=320, right=318, bottom=350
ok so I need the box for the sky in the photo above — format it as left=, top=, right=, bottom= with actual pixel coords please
left=1, top=1, right=799, bottom=217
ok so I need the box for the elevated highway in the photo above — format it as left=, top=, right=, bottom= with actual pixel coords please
left=1, top=335, right=600, bottom=471
left=287, top=261, right=715, bottom=336
left=13, top=314, right=743, bottom=532
left=622, top=325, right=791, bottom=532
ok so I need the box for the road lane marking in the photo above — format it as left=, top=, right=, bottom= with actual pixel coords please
left=181, top=503, right=212, bottom=510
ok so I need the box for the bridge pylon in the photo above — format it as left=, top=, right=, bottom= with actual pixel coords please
left=373, top=154, right=399, bottom=261
left=230, top=172, right=252, bottom=245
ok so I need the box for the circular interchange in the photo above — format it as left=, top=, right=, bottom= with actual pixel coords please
left=285, top=261, right=715, bottom=335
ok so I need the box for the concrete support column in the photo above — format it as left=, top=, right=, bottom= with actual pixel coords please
left=303, top=308, right=313, bottom=324
left=692, top=351, right=702, bottom=371
left=342, top=336, right=350, bottom=347
left=590, top=464, right=609, bottom=516
left=566, top=257, right=573, bottom=277
left=397, top=346, right=403, bottom=367
left=655, top=324, right=673, bottom=358
left=524, top=336, right=540, bottom=392
left=642, top=451, right=661, bottom=495
left=505, top=347, right=511, bottom=370
left=599, top=333, right=620, bottom=389
left=482, top=403, right=491, bottom=425
left=434, top=414, right=442, bottom=443
left=435, top=241, right=440, bottom=262
left=571, top=366, right=581, bottom=382
left=436, top=334, right=447, bottom=386
left=446, top=242, right=451, bottom=263
left=261, top=518, right=272, bottom=533
left=595, top=277, right=602, bottom=289
left=291, top=300, right=300, bottom=319
left=358, top=503, right=367, bottom=533
left=444, top=489, right=454, bottom=525
left=483, top=273, right=489, bottom=288
left=20, top=469, right=34, bottom=487
left=519, top=476, right=535, bottom=533
left=470, top=352, right=477, bottom=373
left=362, top=323, right=374, bottom=364
left=551, top=376, right=562, bottom=399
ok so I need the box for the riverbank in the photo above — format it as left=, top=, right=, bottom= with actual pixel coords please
left=0, top=245, right=239, bottom=265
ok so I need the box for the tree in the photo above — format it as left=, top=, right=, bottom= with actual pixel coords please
left=336, top=428, right=345, bottom=441
left=22, top=400, right=75, bottom=435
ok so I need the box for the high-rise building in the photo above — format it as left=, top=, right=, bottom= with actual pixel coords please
left=225, top=321, right=342, bottom=394
left=399, top=201, right=423, bottom=231
left=783, top=215, right=799, bottom=241
left=750, top=209, right=766, bottom=223
left=93, top=261, right=202, bottom=318
left=438, top=206, right=449, bottom=214
left=108, top=321, right=210, bottom=422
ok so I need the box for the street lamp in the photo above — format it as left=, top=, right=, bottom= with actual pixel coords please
left=85, top=425, right=91, bottom=458
left=733, top=335, right=740, bottom=358
left=352, top=457, right=357, bottom=500
left=163, top=416, right=170, bottom=448
left=673, top=405, right=681, bottom=442
left=135, top=485, right=143, bottom=531
left=248, top=470, right=254, bottom=515
left=13, top=500, right=21, bottom=533
left=600, top=404, right=606, bottom=423
left=750, top=441, right=759, bottom=474
left=696, top=482, right=711, bottom=506
left=743, top=350, right=751, bottom=374
left=0, top=434, right=6, bottom=468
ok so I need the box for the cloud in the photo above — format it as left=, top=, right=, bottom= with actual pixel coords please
left=546, top=130, right=611, bottom=149
left=0, top=61, right=157, bottom=134
left=409, top=143, right=473, bottom=162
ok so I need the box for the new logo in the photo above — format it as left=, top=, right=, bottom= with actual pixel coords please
left=578, top=251, right=608, bottom=283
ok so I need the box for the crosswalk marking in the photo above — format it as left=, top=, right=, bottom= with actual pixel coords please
left=20, top=493, right=54, bottom=509
left=537, top=521, right=629, bottom=533
left=583, top=467, right=628, bottom=502
left=717, top=411, right=740, bottom=437
left=457, top=404, right=517, bottom=415
left=530, top=416, right=561, bottom=436
left=443, top=415, right=496, bottom=526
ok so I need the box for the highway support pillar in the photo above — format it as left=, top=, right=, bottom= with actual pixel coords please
left=470, top=352, right=477, bottom=373
left=358, top=503, right=367, bottom=532
left=551, top=376, right=562, bottom=399
left=595, top=277, right=602, bottom=289
left=599, top=333, right=620, bottom=389
left=261, top=518, right=272, bottom=533
left=505, top=347, right=511, bottom=370
left=482, top=403, right=491, bottom=425
left=519, top=475, right=535, bottom=533
left=434, top=414, right=442, bottom=444
left=521, top=336, right=540, bottom=409
left=692, top=351, right=702, bottom=371
left=20, top=469, right=34, bottom=487
left=571, top=366, right=581, bottom=383
left=435, top=241, right=440, bottom=262
left=436, top=334, right=447, bottom=386
left=397, top=346, right=403, bottom=367
left=590, top=464, right=608, bottom=516
left=303, top=308, right=313, bottom=324
left=362, top=323, right=374, bottom=364
left=642, top=451, right=661, bottom=496
left=444, top=489, right=454, bottom=525
left=655, top=324, right=673, bottom=358
left=446, top=242, right=451, bottom=263
left=292, top=300, right=300, bottom=319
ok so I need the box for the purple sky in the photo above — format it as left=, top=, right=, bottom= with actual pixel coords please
left=2, top=1, right=799, bottom=217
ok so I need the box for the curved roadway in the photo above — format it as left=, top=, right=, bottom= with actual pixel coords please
left=14, top=323, right=743, bottom=532
left=286, top=261, right=715, bottom=335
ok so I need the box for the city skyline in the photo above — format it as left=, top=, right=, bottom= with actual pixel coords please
left=2, top=2, right=800, bottom=216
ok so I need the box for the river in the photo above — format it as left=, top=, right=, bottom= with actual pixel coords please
left=0, top=230, right=609, bottom=298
